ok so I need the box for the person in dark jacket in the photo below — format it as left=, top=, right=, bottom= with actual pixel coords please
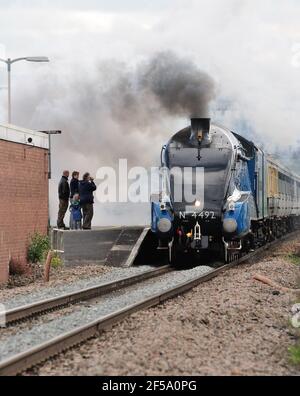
left=79, top=172, right=97, bottom=230
left=57, top=170, right=70, bottom=229
left=70, top=171, right=80, bottom=199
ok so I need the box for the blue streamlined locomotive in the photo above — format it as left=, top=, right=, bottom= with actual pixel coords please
left=151, top=118, right=300, bottom=264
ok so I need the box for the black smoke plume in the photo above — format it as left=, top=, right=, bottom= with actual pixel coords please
left=138, top=51, right=215, bottom=117
left=14, top=50, right=216, bottom=168
left=13, top=51, right=216, bottom=225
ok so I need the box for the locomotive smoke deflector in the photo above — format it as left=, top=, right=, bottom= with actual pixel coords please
left=190, top=118, right=212, bottom=147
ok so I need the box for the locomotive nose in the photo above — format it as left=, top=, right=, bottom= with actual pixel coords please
left=223, top=218, right=238, bottom=234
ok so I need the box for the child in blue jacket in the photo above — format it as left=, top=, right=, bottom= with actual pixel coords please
left=70, top=194, right=82, bottom=230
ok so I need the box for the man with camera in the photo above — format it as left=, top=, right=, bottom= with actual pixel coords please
left=79, top=172, right=97, bottom=230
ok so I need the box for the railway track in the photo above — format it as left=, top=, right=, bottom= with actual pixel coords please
left=0, top=231, right=298, bottom=376
left=5, top=265, right=171, bottom=325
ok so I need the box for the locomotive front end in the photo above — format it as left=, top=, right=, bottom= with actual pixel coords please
left=151, top=118, right=240, bottom=263
left=151, top=116, right=299, bottom=265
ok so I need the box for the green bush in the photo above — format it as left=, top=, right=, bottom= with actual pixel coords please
left=51, top=253, right=63, bottom=269
left=27, top=232, right=50, bottom=264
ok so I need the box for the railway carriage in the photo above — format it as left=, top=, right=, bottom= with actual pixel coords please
left=151, top=118, right=300, bottom=264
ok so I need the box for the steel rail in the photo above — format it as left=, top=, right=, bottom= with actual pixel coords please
left=0, top=230, right=298, bottom=376
left=5, top=265, right=172, bottom=324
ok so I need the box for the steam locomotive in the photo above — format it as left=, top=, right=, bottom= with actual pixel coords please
left=151, top=118, right=300, bottom=264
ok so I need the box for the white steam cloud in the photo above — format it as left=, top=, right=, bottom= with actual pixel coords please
left=0, top=0, right=300, bottom=225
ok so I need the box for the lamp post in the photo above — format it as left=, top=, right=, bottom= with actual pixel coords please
left=0, top=56, right=49, bottom=124
left=40, top=130, right=62, bottom=180
left=39, top=130, right=62, bottom=231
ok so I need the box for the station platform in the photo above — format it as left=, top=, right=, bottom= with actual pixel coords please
left=51, top=226, right=158, bottom=267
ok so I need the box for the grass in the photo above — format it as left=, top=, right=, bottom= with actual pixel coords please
left=286, top=253, right=300, bottom=266
left=289, top=344, right=300, bottom=365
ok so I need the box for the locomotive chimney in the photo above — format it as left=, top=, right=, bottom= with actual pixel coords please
left=190, top=118, right=211, bottom=146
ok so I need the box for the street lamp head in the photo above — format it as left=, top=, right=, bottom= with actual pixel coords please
left=4, top=55, right=50, bottom=124
left=25, top=56, right=49, bottom=62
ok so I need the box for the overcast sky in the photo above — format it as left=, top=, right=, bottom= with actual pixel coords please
left=1, top=0, right=300, bottom=225
left=0, top=0, right=299, bottom=138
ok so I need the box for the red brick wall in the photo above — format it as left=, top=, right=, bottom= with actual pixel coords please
left=0, top=139, right=49, bottom=284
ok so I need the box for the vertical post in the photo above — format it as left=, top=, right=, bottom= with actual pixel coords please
left=7, top=59, right=11, bottom=124
left=47, top=134, right=51, bottom=230
left=44, top=250, right=53, bottom=283
left=48, top=134, right=52, bottom=179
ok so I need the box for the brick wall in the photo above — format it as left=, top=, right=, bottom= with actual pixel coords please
left=0, top=139, right=49, bottom=284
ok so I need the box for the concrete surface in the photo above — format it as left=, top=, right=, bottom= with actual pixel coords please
left=51, top=227, right=149, bottom=267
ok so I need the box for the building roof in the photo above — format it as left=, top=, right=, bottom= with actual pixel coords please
left=0, top=123, right=49, bottom=150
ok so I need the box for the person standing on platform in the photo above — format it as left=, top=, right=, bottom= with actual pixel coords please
left=57, top=170, right=70, bottom=229
left=70, top=171, right=80, bottom=199
left=69, top=171, right=80, bottom=229
left=79, top=172, right=97, bottom=230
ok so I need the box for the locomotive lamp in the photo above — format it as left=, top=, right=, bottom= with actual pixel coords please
left=160, top=203, right=167, bottom=211
left=195, top=200, right=201, bottom=208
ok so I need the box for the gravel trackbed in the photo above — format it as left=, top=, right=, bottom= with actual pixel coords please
left=0, top=266, right=212, bottom=363
left=28, top=242, right=300, bottom=376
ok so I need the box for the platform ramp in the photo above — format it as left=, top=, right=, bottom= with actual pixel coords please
left=105, top=227, right=152, bottom=267
left=52, top=227, right=124, bottom=266
left=51, top=227, right=157, bottom=268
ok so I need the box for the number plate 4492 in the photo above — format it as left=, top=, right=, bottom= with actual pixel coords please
left=179, top=211, right=216, bottom=220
